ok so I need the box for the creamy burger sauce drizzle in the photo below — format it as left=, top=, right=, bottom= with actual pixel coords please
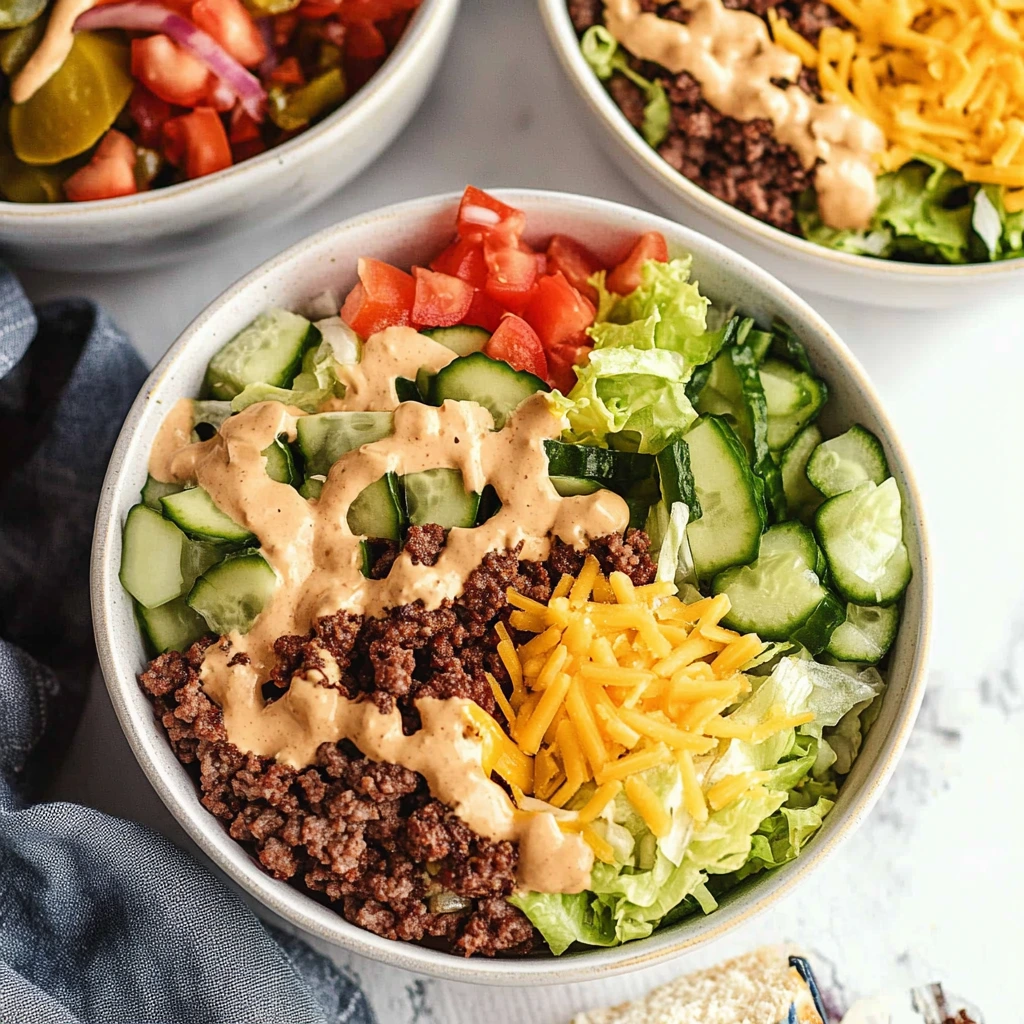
left=148, top=325, right=630, bottom=893
left=602, top=0, right=885, bottom=230
left=10, top=0, right=97, bottom=104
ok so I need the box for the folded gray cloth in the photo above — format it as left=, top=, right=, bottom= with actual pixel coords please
left=0, top=270, right=375, bottom=1024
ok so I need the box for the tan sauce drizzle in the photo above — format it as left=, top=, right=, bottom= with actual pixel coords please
left=148, top=398, right=195, bottom=483
left=10, top=0, right=97, bottom=104
left=603, top=0, right=885, bottom=230
left=151, top=325, right=628, bottom=892
left=202, top=649, right=593, bottom=893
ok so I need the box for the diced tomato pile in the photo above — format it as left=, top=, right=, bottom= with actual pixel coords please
left=61, top=0, right=422, bottom=201
left=339, top=186, right=670, bottom=393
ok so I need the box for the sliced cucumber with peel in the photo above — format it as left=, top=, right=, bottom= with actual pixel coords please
left=161, top=487, right=254, bottom=544
left=203, top=309, right=318, bottom=401
left=815, top=478, right=911, bottom=605
left=262, top=435, right=299, bottom=486
left=760, top=359, right=827, bottom=451
left=684, top=415, right=766, bottom=580
left=347, top=473, right=404, bottom=540
left=296, top=411, right=393, bottom=478
left=544, top=440, right=654, bottom=486
left=826, top=602, right=900, bottom=663
left=422, top=325, right=490, bottom=356
left=142, top=475, right=185, bottom=511
left=137, top=597, right=208, bottom=654
left=806, top=424, right=889, bottom=497
left=120, top=505, right=187, bottom=609
left=430, top=352, right=549, bottom=429
left=779, top=423, right=824, bottom=522
left=757, top=521, right=819, bottom=570
left=550, top=475, right=603, bottom=497
left=187, top=550, right=278, bottom=635
left=404, top=468, right=480, bottom=529
left=395, top=378, right=421, bottom=403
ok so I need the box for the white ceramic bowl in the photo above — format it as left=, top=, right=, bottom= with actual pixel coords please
left=0, top=0, right=458, bottom=272
left=537, top=0, right=1024, bottom=308
left=91, top=189, right=932, bottom=984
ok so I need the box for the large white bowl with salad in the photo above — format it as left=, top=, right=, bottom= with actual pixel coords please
left=539, top=0, right=1024, bottom=308
left=92, top=187, right=931, bottom=983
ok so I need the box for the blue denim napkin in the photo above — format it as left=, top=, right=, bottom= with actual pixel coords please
left=0, top=270, right=375, bottom=1024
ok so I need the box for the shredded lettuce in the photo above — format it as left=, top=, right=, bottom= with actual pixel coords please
left=580, top=26, right=670, bottom=149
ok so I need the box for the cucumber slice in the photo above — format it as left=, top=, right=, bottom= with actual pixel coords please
left=757, top=521, right=819, bottom=569
left=684, top=362, right=712, bottom=404
left=714, top=550, right=831, bottom=642
left=395, top=377, right=421, bottom=403
left=296, top=411, right=393, bottom=478
left=203, top=309, right=318, bottom=401
left=141, top=475, right=185, bottom=511
left=430, top=352, right=549, bottom=429
left=422, top=325, right=491, bottom=356
left=347, top=473, right=404, bottom=540
left=779, top=424, right=824, bottom=522
left=748, top=328, right=773, bottom=365
left=826, top=602, right=900, bottom=663
left=550, top=475, right=603, bottom=497
left=119, top=504, right=185, bottom=609
left=760, top=370, right=810, bottom=417
left=137, top=597, right=208, bottom=654
left=815, top=478, right=911, bottom=604
left=262, top=436, right=299, bottom=486
left=769, top=319, right=814, bottom=373
left=806, top=425, right=890, bottom=497
left=684, top=415, right=766, bottom=580
left=404, top=468, right=481, bottom=529
left=415, top=367, right=436, bottom=402
left=187, top=550, right=278, bottom=635
left=656, top=438, right=702, bottom=520
left=760, top=359, right=828, bottom=451
left=300, top=478, right=324, bottom=501
left=544, top=440, right=655, bottom=485
left=161, top=487, right=254, bottom=544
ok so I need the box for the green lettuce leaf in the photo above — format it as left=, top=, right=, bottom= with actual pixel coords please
left=580, top=26, right=670, bottom=148
left=507, top=891, right=617, bottom=955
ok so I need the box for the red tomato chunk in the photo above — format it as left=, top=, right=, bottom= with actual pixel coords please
left=485, top=315, right=548, bottom=380
left=341, top=258, right=416, bottom=336
left=412, top=268, right=475, bottom=328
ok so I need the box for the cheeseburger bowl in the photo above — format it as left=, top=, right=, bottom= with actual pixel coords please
left=538, top=0, right=1024, bottom=308
left=92, top=189, right=931, bottom=983
left=0, top=0, right=458, bottom=271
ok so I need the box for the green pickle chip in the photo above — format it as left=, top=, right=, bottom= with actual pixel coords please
left=10, top=30, right=133, bottom=165
left=0, top=0, right=47, bottom=31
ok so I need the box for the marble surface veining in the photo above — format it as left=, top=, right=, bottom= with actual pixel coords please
left=30, top=0, right=1024, bottom=1021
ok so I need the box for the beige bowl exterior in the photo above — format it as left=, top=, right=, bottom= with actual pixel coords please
left=537, top=0, right=1024, bottom=308
left=0, top=0, right=458, bottom=272
left=91, top=189, right=932, bottom=984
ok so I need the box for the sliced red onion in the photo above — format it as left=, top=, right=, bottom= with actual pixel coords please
left=75, top=1, right=265, bottom=120
left=461, top=204, right=502, bottom=227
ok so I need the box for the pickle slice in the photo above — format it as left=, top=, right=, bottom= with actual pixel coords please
left=0, top=0, right=47, bottom=30
left=10, top=30, right=133, bottom=165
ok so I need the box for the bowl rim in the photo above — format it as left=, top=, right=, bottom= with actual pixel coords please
left=536, top=0, right=1024, bottom=282
left=91, top=187, right=933, bottom=985
left=0, top=0, right=455, bottom=221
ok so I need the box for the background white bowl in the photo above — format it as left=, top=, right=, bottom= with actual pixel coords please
left=91, top=189, right=931, bottom=985
left=537, top=0, right=1024, bottom=309
left=0, top=0, right=459, bottom=272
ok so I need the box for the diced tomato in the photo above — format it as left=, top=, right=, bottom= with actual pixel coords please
left=63, top=130, right=138, bottom=202
left=273, top=11, right=298, bottom=46
left=229, top=106, right=261, bottom=144
left=484, top=314, right=548, bottom=379
left=461, top=289, right=506, bottom=332
left=606, top=231, right=669, bottom=295
left=297, top=1, right=338, bottom=16
left=132, top=35, right=210, bottom=107
left=546, top=343, right=591, bottom=394
left=522, top=272, right=595, bottom=351
left=269, top=55, right=305, bottom=86
left=456, top=185, right=526, bottom=241
left=340, top=257, right=416, bottom=336
left=128, top=84, right=172, bottom=149
left=162, top=108, right=232, bottom=179
left=205, top=79, right=237, bottom=112
left=191, top=0, right=267, bottom=67
left=346, top=19, right=386, bottom=58
left=411, top=267, right=474, bottom=328
left=546, top=234, right=603, bottom=303
left=483, top=233, right=537, bottom=314
left=429, top=234, right=488, bottom=288
left=232, top=137, right=267, bottom=162
left=338, top=0, right=419, bottom=24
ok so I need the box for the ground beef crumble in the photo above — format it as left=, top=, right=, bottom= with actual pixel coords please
left=571, top=0, right=850, bottom=234
left=138, top=529, right=655, bottom=956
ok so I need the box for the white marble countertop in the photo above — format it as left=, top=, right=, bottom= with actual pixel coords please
left=26, top=0, right=1024, bottom=1020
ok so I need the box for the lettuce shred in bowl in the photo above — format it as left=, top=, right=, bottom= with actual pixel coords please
left=119, top=187, right=912, bottom=957
left=570, top=0, right=1024, bottom=265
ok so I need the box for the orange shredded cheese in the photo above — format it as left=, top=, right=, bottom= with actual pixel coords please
left=768, top=0, right=1024, bottom=203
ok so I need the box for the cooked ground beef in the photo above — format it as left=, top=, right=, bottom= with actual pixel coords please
left=577, top=0, right=849, bottom=233
left=139, top=529, right=656, bottom=956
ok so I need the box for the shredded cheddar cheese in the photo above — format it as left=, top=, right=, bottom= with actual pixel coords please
left=472, top=555, right=821, bottom=845
left=768, top=0, right=1024, bottom=208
